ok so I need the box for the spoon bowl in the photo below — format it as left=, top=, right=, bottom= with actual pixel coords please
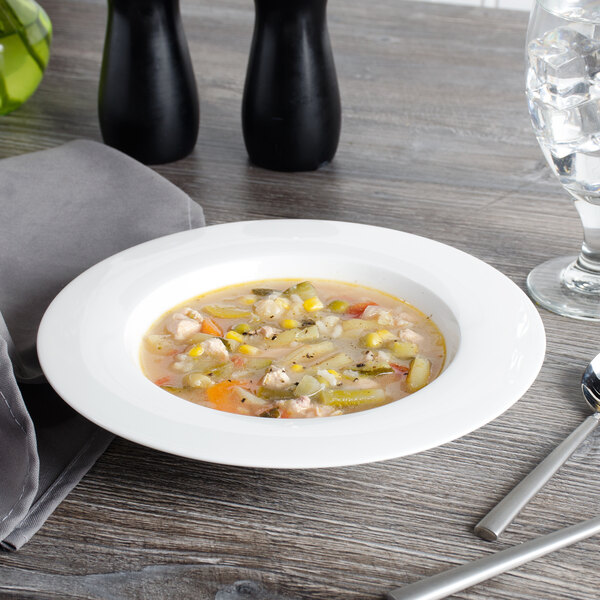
left=582, top=352, right=600, bottom=411
left=475, top=352, right=600, bottom=541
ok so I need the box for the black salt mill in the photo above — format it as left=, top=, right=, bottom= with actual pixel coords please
left=242, top=0, right=342, bottom=172
left=98, top=0, right=199, bottom=165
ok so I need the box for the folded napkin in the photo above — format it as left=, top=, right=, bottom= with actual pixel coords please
left=0, top=140, right=205, bottom=550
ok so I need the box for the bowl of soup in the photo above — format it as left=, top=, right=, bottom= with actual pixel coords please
left=141, top=278, right=447, bottom=419
left=37, top=219, right=545, bottom=468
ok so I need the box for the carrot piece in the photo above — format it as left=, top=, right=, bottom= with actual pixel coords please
left=154, top=376, right=171, bottom=386
left=346, top=301, right=377, bottom=318
left=391, top=363, right=409, bottom=376
left=201, top=317, right=223, bottom=336
left=206, top=380, right=249, bottom=413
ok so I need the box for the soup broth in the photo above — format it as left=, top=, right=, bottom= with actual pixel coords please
left=140, top=279, right=446, bottom=418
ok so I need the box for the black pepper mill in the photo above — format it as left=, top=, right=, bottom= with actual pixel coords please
left=242, top=0, right=341, bottom=172
left=98, top=0, right=199, bottom=165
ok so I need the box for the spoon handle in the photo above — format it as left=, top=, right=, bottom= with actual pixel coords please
left=475, top=413, right=600, bottom=541
left=386, top=515, right=600, bottom=600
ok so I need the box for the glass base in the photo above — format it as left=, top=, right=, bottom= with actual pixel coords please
left=527, top=255, right=600, bottom=321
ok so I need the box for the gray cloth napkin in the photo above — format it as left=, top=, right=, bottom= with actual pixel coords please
left=0, top=140, right=205, bottom=550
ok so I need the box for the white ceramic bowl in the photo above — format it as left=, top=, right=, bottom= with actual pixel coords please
left=37, top=220, right=546, bottom=468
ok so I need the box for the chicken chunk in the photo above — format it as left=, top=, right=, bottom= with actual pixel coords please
left=316, top=315, right=341, bottom=337
left=400, top=329, right=424, bottom=345
left=361, top=306, right=409, bottom=328
left=166, top=313, right=202, bottom=340
left=183, top=307, right=203, bottom=322
left=362, top=350, right=376, bottom=362
left=200, top=338, right=229, bottom=362
left=284, top=396, right=336, bottom=418
left=261, top=366, right=291, bottom=389
left=314, top=404, right=337, bottom=417
left=254, top=297, right=285, bottom=320
left=172, top=353, right=195, bottom=372
left=287, top=395, right=312, bottom=413
left=256, top=325, right=281, bottom=339
left=390, top=311, right=411, bottom=328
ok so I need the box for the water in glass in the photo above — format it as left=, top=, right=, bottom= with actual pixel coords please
left=525, top=0, right=600, bottom=319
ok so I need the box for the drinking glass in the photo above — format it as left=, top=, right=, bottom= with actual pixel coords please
left=526, top=0, right=600, bottom=320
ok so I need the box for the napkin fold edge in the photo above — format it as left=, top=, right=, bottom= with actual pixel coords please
left=0, top=337, right=40, bottom=546
left=1, top=427, right=114, bottom=551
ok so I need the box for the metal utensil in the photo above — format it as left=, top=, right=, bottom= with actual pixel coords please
left=386, top=516, right=600, bottom=600
left=474, top=352, right=600, bottom=541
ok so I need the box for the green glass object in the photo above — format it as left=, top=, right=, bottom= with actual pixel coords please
left=0, top=0, right=51, bottom=115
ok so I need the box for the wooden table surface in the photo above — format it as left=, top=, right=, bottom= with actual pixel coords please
left=1, top=0, right=599, bottom=598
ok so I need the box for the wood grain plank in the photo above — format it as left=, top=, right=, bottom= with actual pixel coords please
left=1, top=0, right=599, bottom=599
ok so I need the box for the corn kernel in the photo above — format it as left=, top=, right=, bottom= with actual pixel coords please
left=281, top=318, right=300, bottom=329
left=240, top=295, right=257, bottom=305
left=238, top=344, right=259, bottom=355
left=363, top=332, right=383, bottom=348
left=376, top=329, right=394, bottom=341
left=225, top=330, right=244, bottom=343
left=188, top=344, right=205, bottom=357
left=304, top=297, right=324, bottom=312
left=233, top=322, right=251, bottom=334
left=291, top=364, right=304, bottom=373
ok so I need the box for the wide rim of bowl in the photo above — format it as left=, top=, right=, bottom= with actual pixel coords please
left=37, top=219, right=546, bottom=468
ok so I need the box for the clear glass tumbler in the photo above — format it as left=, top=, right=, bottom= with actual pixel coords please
left=526, top=0, right=600, bottom=320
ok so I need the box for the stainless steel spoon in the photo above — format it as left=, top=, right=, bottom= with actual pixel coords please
left=474, top=352, right=600, bottom=541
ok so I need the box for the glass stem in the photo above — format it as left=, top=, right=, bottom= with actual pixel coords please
left=574, top=200, right=600, bottom=274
